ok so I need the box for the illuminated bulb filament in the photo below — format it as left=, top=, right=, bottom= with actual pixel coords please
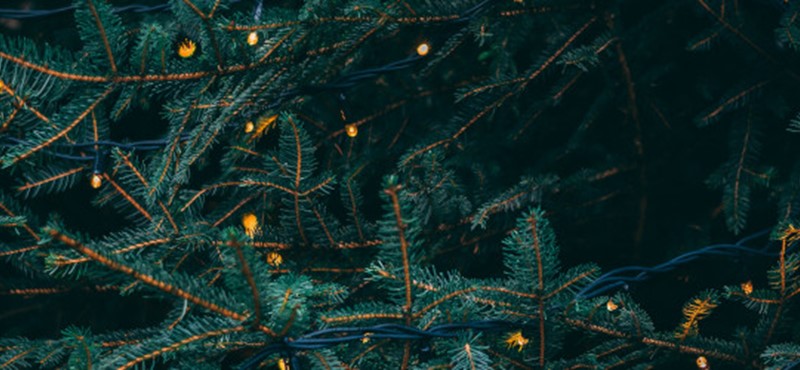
left=416, top=42, right=430, bottom=56
left=244, top=121, right=254, bottom=133
left=345, top=123, right=358, bottom=138
left=741, top=280, right=753, bottom=295
left=696, top=356, right=709, bottom=369
left=178, top=39, right=197, bottom=59
left=504, top=331, right=528, bottom=352
left=266, top=252, right=283, bottom=267
left=90, top=173, right=103, bottom=189
left=241, top=213, right=260, bottom=238
left=247, top=31, right=259, bottom=46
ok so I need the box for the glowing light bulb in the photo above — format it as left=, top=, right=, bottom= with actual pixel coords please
left=244, top=121, right=254, bottom=133
left=696, top=356, right=709, bottom=369
left=504, top=331, right=528, bottom=352
left=361, top=332, right=372, bottom=343
left=416, top=42, right=430, bottom=56
left=741, top=280, right=753, bottom=295
left=345, top=123, right=358, bottom=138
left=606, top=300, right=619, bottom=312
left=266, top=252, right=283, bottom=267
left=241, top=213, right=259, bottom=238
left=177, top=39, right=197, bottom=59
left=90, top=173, right=103, bottom=189
left=247, top=31, right=259, bottom=46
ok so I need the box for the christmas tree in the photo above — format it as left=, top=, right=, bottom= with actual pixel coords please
left=1, top=0, right=800, bottom=369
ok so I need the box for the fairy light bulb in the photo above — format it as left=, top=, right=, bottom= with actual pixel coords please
left=606, top=299, right=619, bottom=312
left=741, top=280, right=753, bottom=295
left=177, top=39, right=197, bottom=59
left=696, top=356, right=709, bottom=369
left=278, top=358, right=289, bottom=370
left=504, top=331, right=528, bottom=352
left=416, top=42, right=430, bottom=56
left=345, top=123, right=358, bottom=138
left=241, top=213, right=259, bottom=238
left=361, top=332, right=372, bottom=343
left=244, top=121, right=254, bottom=133
left=266, top=252, right=283, bottom=267
left=247, top=31, right=259, bottom=46
left=90, top=173, right=103, bottom=189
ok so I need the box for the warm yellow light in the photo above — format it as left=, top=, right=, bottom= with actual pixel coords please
left=345, top=123, right=358, bottom=138
left=241, top=212, right=259, bottom=238
left=696, top=356, right=709, bottom=369
left=416, top=42, right=430, bottom=56
left=0, top=79, right=5, bottom=93
left=266, top=252, right=283, bottom=267
left=606, top=299, right=619, bottom=312
left=247, top=31, right=259, bottom=46
left=741, top=280, right=753, bottom=295
left=90, top=173, right=103, bottom=189
left=361, top=332, right=372, bottom=343
left=277, top=358, right=289, bottom=370
left=504, top=331, right=528, bottom=352
left=177, top=39, right=197, bottom=58
left=244, top=121, right=254, bottom=133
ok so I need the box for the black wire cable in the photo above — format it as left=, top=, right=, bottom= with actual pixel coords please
left=574, top=228, right=776, bottom=299
left=0, top=0, right=497, bottom=174
left=238, top=320, right=521, bottom=370
left=234, top=227, right=793, bottom=369
left=0, top=1, right=245, bottom=19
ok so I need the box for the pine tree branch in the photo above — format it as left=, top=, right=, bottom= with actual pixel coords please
left=86, top=0, right=117, bottom=74
left=118, top=326, right=246, bottom=370
left=384, top=184, right=413, bottom=316
left=46, top=229, right=278, bottom=337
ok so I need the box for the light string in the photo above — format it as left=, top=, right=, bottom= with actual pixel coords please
left=0, top=0, right=493, bottom=173
left=236, top=227, right=790, bottom=369
left=0, top=1, right=243, bottom=19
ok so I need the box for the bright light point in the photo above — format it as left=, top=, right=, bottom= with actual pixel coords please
left=696, top=356, right=709, bottom=369
left=242, top=213, right=259, bottom=238
left=247, top=31, right=259, bottom=46
left=345, top=123, right=358, bottom=138
left=266, top=252, right=283, bottom=267
left=177, top=39, right=197, bottom=58
left=90, top=174, right=103, bottom=189
left=416, top=42, right=430, bottom=56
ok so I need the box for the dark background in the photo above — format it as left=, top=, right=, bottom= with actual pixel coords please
left=0, top=0, right=796, bottom=368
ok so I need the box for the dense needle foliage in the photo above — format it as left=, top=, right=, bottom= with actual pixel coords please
left=1, top=0, right=800, bottom=369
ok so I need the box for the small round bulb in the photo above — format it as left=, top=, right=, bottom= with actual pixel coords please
left=247, top=31, right=259, bottom=46
left=90, top=173, right=103, bottom=189
left=244, top=121, right=255, bottom=133
left=696, top=356, right=709, bottom=369
left=241, top=213, right=259, bottom=238
left=503, top=331, right=528, bottom=352
left=177, top=39, right=197, bottom=59
left=741, top=280, right=753, bottom=295
left=266, top=252, right=283, bottom=267
left=416, top=42, right=430, bottom=56
left=606, top=299, right=619, bottom=312
left=345, top=123, right=358, bottom=138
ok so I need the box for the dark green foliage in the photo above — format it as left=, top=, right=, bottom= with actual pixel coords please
left=2, top=0, right=800, bottom=369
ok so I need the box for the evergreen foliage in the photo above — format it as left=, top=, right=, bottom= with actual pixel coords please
left=1, top=0, right=800, bottom=369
